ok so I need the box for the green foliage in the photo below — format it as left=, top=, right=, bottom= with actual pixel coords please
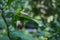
left=0, top=0, right=60, bottom=40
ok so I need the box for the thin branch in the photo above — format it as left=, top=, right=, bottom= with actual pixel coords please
left=1, top=8, right=12, bottom=40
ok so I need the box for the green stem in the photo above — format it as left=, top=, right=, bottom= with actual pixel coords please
left=1, top=8, right=12, bottom=40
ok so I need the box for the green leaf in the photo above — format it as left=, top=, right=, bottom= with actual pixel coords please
left=11, top=31, right=35, bottom=40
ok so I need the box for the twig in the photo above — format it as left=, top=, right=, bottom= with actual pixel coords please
left=1, top=8, right=12, bottom=40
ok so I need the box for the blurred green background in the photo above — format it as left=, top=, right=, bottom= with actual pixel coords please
left=0, top=0, right=60, bottom=40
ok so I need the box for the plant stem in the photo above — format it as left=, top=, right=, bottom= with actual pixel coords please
left=1, top=8, right=12, bottom=40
